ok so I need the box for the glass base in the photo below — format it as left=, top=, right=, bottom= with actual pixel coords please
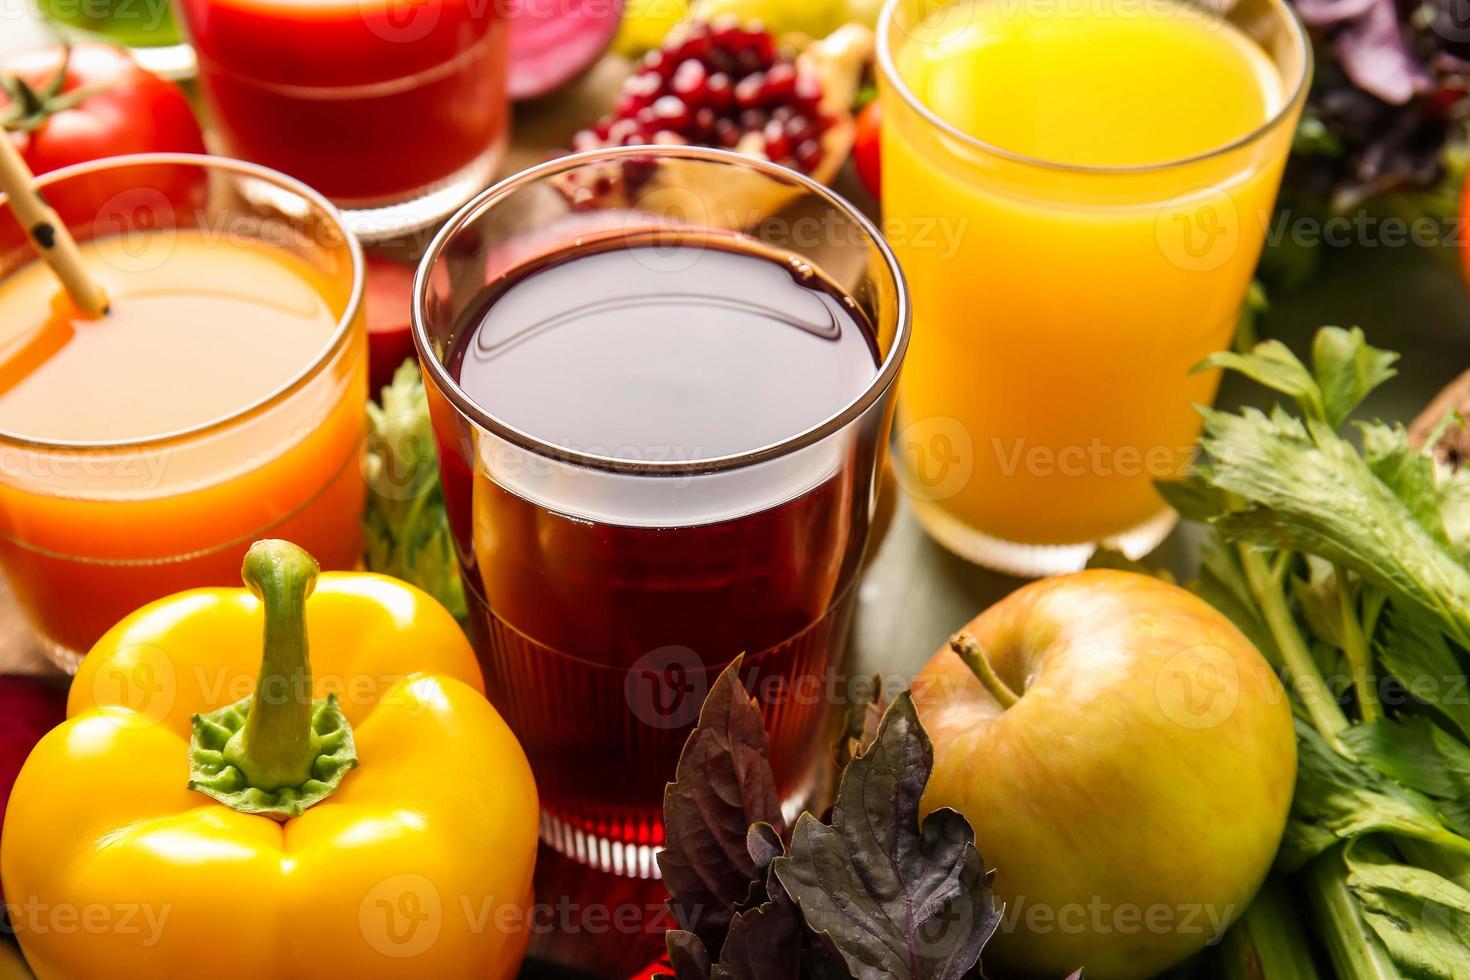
left=539, top=778, right=818, bottom=879
left=910, top=498, right=1179, bottom=578
left=38, top=634, right=84, bottom=675
left=40, top=22, right=196, bottom=80
left=128, top=42, right=197, bottom=81
left=335, top=139, right=504, bottom=245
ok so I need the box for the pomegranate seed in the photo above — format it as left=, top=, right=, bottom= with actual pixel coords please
left=795, top=139, right=823, bottom=172
left=707, top=73, right=734, bottom=109
left=651, top=94, right=691, bottom=132
left=763, top=62, right=797, bottom=103
left=734, top=72, right=766, bottom=108
left=693, top=107, right=717, bottom=137
left=740, top=108, right=768, bottom=132
left=715, top=118, right=742, bottom=147
left=747, top=30, right=775, bottom=62
left=785, top=114, right=813, bottom=143
left=608, top=118, right=640, bottom=144
left=794, top=72, right=823, bottom=110
left=671, top=59, right=708, bottom=103
left=763, top=120, right=791, bottom=162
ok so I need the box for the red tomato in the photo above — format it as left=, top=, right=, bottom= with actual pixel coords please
left=0, top=43, right=206, bottom=247
left=853, top=100, right=881, bottom=200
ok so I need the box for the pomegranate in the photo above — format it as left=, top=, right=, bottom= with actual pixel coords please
left=573, top=19, right=872, bottom=185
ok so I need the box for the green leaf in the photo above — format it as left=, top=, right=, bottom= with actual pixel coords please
left=1358, top=422, right=1454, bottom=553
left=1198, top=404, right=1470, bottom=651
left=1155, top=475, right=1230, bottom=524
left=1345, top=839, right=1470, bottom=980
left=1312, top=327, right=1398, bottom=429
left=362, top=360, right=467, bottom=621
left=1196, top=340, right=1324, bottom=421
left=1376, top=606, right=1470, bottom=742
left=659, top=657, right=785, bottom=949
left=773, top=695, right=999, bottom=980
left=1279, top=721, right=1467, bottom=872
left=1340, top=718, right=1470, bottom=839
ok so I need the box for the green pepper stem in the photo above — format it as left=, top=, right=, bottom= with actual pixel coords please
left=949, top=632, right=1020, bottom=709
left=229, top=540, right=320, bottom=792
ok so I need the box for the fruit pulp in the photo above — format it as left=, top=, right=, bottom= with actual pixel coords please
left=0, top=231, right=366, bottom=661
left=177, top=0, right=509, bottom=204
left=881, top=0, right=1299, bottom=549
left=436, top=233, right=880, bottom=869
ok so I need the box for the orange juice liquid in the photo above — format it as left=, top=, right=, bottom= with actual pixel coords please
left=0, top=231, right=366, bottom=663
left=881, top=0, right=1301, bottom=556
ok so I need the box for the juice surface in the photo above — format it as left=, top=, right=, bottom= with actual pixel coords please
left=452, top=239, right=879, bottom=462
left=0, top=232, right=339, bottom=442
left=882, top=0, right=1298, bottom=548
left=899, top=0, right=1279, bottom=168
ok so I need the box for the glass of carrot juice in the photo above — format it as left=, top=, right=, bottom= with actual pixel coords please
left=878, top=0, right=1310, bottom=576
left=0, top=154, right=367, bottom=670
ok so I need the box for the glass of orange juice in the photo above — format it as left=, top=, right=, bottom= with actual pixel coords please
left=879, top=0, right=1310, bottom=576
left=0, top=154, right=367, bottom=669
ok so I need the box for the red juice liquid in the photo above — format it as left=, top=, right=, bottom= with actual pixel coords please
left=434, top=235, right=880, bottom=874
left=179, top=0, right=509, bottom=204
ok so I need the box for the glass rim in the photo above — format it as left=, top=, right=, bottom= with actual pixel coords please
left=876, top=0, right=1313, bottom=175
left=412, top=144, right=911, bottom=478
left=0, top=152, right=365, bottom=454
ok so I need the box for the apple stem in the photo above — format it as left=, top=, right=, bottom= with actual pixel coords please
left=949, top=632, right=1020, bottom=709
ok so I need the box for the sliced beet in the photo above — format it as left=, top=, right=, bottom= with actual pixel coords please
left=0, top=674, right=66, bottom=899
left=364, top=252, right=418, bottom=396
left=508, top=0, right=625, bottom=101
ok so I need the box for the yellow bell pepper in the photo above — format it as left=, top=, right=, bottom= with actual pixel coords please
left=0, top=541, right=539, bottom=980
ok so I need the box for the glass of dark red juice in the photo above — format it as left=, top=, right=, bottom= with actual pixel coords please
left=413, top=146, right=908, bottom=877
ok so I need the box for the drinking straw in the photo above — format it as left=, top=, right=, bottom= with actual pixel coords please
left=0, top=135, right=110, bottom=317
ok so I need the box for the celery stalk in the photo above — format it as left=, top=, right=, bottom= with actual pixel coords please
left=1217, top=876, right=1321, bottom=980
left=1302, top=847, right=1401, bottom=980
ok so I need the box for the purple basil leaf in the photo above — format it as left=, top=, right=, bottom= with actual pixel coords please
left=747, top=822, right=785, bottom=874
left=713, top=881, right=802, bottom=980
left=659, top=656, right=784, bottom=947
left=1294, top=0, right=1374, bottom=25
left=667, top=930, right=714, bottom=980
left=1332, top=0, right=1432, bottom=105
left=773, top=694, right=1001, bottom=980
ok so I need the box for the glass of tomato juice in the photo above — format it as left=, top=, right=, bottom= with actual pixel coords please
left=0, top=154, right=367, bottom=670
left=175, top=0, right=511, bottom=243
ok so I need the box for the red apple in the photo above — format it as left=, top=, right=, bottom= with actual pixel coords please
left=912, top=570, right=1295, bottom=980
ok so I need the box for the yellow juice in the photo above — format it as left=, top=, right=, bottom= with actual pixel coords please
left=880, top=0, right=1306, bottom=568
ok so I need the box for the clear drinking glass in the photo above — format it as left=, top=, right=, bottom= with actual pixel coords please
left=0, top=154, right=367, bottom=670
left=176, top=0, right=511, bottom=243
left=414, top=145, right=909, bottom=877
left=879, top=0, right=1310, bottom=576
